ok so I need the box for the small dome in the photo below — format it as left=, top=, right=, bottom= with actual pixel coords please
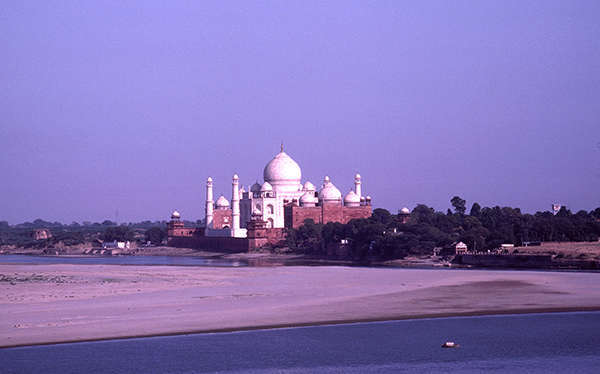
left=355, top=173, right=361, bottom=180
left=303, top=181, right=316, bottom=191
left=207, top=176, right=213, bottom=182
left=344, top=190, right=360, bottom=204
left=233, top=174, right=239, bottom=180
left=400, top=207, right=410, bottom=214
left=260, top=181, right=273, bottom=192
left=216, top=195, right=230, bottom=208
left=300, top=191, right=318, bottom=204
left=171, top=210, right=181, bottom=219
left=251, top=182, right=261, bottom=193
left=319, top=178, right=342, bottom=202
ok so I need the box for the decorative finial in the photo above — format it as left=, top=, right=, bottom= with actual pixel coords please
left=280, top=141, right=284, bottom=153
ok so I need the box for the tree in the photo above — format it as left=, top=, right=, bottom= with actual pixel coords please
left=102, top=226, right=134, bottom=242
left=370, top=208, right=393, bottom=226
left=451, top=196, right=466, bottom=215
left=145, top=227, right=166, bottom=245
left=469, top=202, right=482, bottom=218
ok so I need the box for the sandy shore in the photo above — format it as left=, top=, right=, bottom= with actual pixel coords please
left=1, top=264, right=600, bottom=348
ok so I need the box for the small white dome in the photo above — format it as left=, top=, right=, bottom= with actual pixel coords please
left=207, top=176, right=213, bottom=182
left=216, top=195, right=230, bottom=208
left=355, top=173, right=361, bottom=180
left=300, top=191, right=318, bottom=204
left=400, top=207, right=410, bottom=214
left=319, top=178, right=342, bottom=202
left=233, top=174, right=239, bottom=180
left=344, top=190, right=360, bottom=203
left=171, top=210, right=181, bottom=219
left=260, top=181, right=273, bottom=192
left=303, top=181, right=316, bottom=191
left=251, top=182, right=261, bottom=193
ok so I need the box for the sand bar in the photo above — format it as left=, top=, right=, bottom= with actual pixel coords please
left=1, top=264, right=600, bottom=347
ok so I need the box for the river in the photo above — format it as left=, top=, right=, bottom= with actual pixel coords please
left=2, top=312, right=599, bottom=373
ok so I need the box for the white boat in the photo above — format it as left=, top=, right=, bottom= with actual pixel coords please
left=442, top=341, right=459, bottom=348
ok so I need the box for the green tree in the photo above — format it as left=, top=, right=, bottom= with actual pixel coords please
left=469, top=202, right=482, bottom=218
left=145, top=227, right=166, bottom=245
left=102, top=226, right=134, bottom=242
left=451, top=196, right=466, bottom=215
left=370, top=208, right=393, bottom=226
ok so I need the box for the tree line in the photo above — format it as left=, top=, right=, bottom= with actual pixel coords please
left=0, top=220, right=170, bottom=248
left=284, top=197, right=600, bottom=261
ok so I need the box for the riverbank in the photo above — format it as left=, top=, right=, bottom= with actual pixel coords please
left=2, top=264, right=600, bottom=348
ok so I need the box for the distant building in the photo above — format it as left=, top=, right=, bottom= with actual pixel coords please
left=398, top=207, right=411, bottom=224
left=455, top=242, right=468, bottom=254
left=32, top=229, right=52, bottom=240
left=102, top=240, right=131, bottom=249
left=552, top=204, right=562, bottom=215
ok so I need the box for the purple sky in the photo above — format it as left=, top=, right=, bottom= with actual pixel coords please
left=2, top=1, right=599, bottom=224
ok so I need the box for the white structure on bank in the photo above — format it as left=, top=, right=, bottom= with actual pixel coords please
left=204, top=146, right=365, bottom=238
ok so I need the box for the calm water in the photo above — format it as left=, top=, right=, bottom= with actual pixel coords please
left=2, top=312, right=600, bottom=373
left=0, top=254, right=246, bottom=267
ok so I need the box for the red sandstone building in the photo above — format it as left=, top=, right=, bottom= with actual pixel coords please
left=168, top=147, right=372, bottom=251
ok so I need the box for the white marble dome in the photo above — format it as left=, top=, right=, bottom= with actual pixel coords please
left=260, top=181, right=273, bottom=192
left=215, top=195, right=230, bottom=208
left=171, top=210, right=181, bottom=219
left=300, top=191, right=318, bottom=206
left=263, top=151, right=302, bottom=193
left=319, top=177, right=342, bottom=203
left=400, top=207, right=410, bottom=214
left=344, top=190, right=360, bottom=205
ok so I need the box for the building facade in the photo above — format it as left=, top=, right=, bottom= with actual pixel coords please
left=168, top=146, right=372, bottom=249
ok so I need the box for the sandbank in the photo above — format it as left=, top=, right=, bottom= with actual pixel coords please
left=1, top=264, right=600, bottom=348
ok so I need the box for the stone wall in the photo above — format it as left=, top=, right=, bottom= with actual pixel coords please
left=286, top=205, right=372, bottom=228
left=167, top=236, right=250, bottom=253
left=213, top=209, right=232, bottom=229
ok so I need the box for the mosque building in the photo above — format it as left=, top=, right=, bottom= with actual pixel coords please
left=167, top=146, right=372, bottom=250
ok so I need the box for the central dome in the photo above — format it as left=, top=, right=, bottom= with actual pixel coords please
left=263, top=151, right=302, bottom=193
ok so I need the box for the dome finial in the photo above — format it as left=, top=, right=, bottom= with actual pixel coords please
left=280, top=141, right=284, bottom=153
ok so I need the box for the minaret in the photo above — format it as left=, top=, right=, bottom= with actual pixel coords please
left=232, top=174, right=240, bottom=235
left=205, top=177, right=214, bottom=229
left=354, top=173, right=362, bottom=199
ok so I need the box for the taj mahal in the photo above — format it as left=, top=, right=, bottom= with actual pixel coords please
left=167, top=145, right=372, bottom=250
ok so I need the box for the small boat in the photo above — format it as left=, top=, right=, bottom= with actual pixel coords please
left=442, top=341, right=459, bottom=348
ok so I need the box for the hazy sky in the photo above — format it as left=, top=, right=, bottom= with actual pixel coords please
left=2, top=1, right=599, bottom=224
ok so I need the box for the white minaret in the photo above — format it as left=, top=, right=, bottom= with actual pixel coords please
left=205, top=177, right=214, bottom=229
left=354, top=173, right=362, bottom=199
left=231, top=174, right=240, bottom=235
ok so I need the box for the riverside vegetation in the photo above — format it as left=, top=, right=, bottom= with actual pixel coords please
left=2, top=197, right=600, bottom=261
left=283, top=197, right=600, bottom=261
